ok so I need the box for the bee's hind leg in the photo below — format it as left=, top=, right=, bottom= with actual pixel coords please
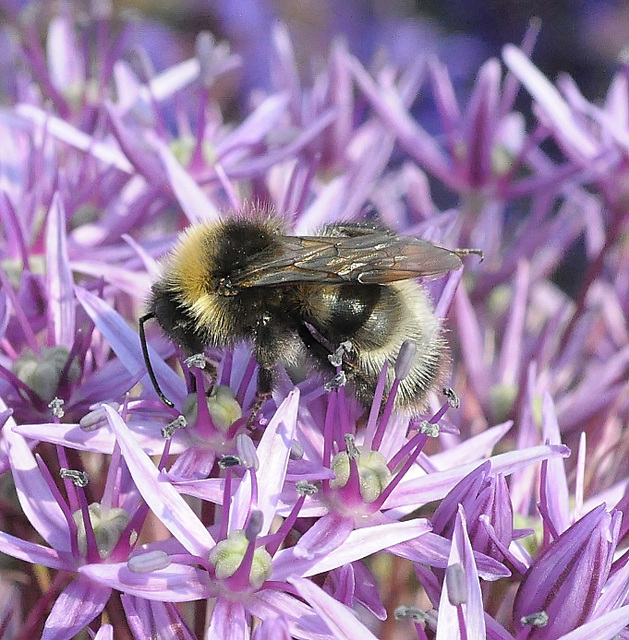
left=239, top=365, right=272, bottom=429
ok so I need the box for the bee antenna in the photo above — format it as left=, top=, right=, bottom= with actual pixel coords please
left=139, top=313, right=175, bottom=408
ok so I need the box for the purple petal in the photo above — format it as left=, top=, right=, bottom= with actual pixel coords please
left=121, top=595, right=196, bottom=640
left=429, top=421, right=513, bottom=469
left=254, top=389, right=299, bottom=533
left=216, top=93, right=289, bottom=163
left=80, top=562, right=210, bottom=602
left=45, top=193, right=75, bottom=349
left=385, top=444, right=569, bottom=514
left=435, top=506, right=485, bottom=638
left=156, top=139, right=221, bottom=223
left=290, top=512, right=355, bottom=561
left=207, top=599, right=249, bottom=640
left=102, top=405, right=215, bottom=556
left=0, top=529, right=71, bottom=571
left=348, top=55, right=452, bottom=186
left=13, top=419, right=169, bottom=457
left=16, top=104, right=133, bottom=172
left=272, top=517, right=431, bottom=580
left=251, top=590, right=332, bottom=638
left=392, top=532, right=510, bottom=581
left=69, top=261, right=152, bottom=300
left=288, top=576, right=379, bottom=640
left=463, top=58, right=501, bottom=186
left=166, top=447, right=217, bottom=482
left=149, top=58, right=201, bottom=102
left=497, top=260, right=529, bottom=386
left=540, top=392, right=571, bottom=534
left=46, top=13, right=84, bottom=92
left=502, top=45, right=597, bottom=160
left=557, top=605, right=629, bottom=640
left=75, top=286, right=185, bottom=407
left=3, top=404, right=72, bottom=551
left=93, top=625, right=113, bottom=640
left=41, top=577, right=110, bottom=640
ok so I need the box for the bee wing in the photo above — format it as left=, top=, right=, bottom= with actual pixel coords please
left=230, top=232, right=462, bottom=287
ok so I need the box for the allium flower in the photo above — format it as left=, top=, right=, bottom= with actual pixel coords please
left=513, top=505, right=621, bottom=639
left=2, top=2, right=629, bottom=639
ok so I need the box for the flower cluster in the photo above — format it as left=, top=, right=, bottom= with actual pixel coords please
left=0, top=3, right=628, bottom=640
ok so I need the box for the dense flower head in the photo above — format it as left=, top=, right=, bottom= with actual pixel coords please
left=0, top=2, right=629, bottom=639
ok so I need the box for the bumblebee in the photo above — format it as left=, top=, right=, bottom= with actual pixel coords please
left=140, top=208, right=463, bottom=413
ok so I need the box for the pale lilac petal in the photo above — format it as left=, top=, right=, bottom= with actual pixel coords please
left=541, top=392, right=571, bottom=533
left=208, top=599, right=249, bottom=640
left=348, top=55, right=452, bottom=186
left=121, top=596, right=196, bottom=640
left=251, top=615, right=291, bottom=640
left=3, top=404, right=71, bottom=551
left=46, top=13, right=84, bottom=92
left=70, top=360, right=149, bottom=409
left=502, top=45, right=597, bottom=159
left=156, top=139, right=221, bottom=223
left=80, top=562, right=210, bottom=602
left=15, top=104, right=133, bottom=172
left=216, top=93, right=289, bottom=163
left=428, top=421, right=513, bottom=470
left=41, top=577, right=110, bottom=640
left=251, top=590, right=333, bottom=639
left=105, top=105, right=166, bottom=179
left=294, top=175, right=348, bottom=233
left=166, top=447, right=217, bottom=482
left=290, top=513, right=354, bottom=561
left=171, top=477, right=225, bottom=503
left=392, top=532, right=510, bottom=581
left=93, top=625, right=113, bottom=640
left=75, top=286, right=185, bottom=406
left=454, top=285, right=491, bottom=396
left=385, top=444, right=569, bottom=514
left=69, top=261, right=152, bottom=299
left=497, top=260, right=529, bottom=386
left=45, top=193, right=75, bottom=349
left=428, top=58, right=461, bottom=149
left=464, top=58, right=501, bottom=185
left=227, top=108, right=337, bottom=181
left=436, top=507, right=485, bottom=639
left=13, top=420, right=170, bottom=457
left=102, top=405, right=215, bottom=555
left=289, top=576, right=379, bottom=640
left=254, top=388, right=299, bottom=533
left=557, top=606, right=629, bottom=640
left=0, top=530, right=71, bottom=571
left=595, top=547, right=629, bottom=614
left=272, top=518, right=431, bottom=580
left=148, top=58, right=200, bottom=102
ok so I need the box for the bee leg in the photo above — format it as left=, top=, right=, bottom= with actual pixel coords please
left=245, top=366, right=273, bottom=428
left=294, top=323, right=336, bottom=372
left=294, top=323, right=369, bottom=395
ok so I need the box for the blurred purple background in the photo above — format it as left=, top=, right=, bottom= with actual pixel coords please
left=0, top=0, right=624, bottom=106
